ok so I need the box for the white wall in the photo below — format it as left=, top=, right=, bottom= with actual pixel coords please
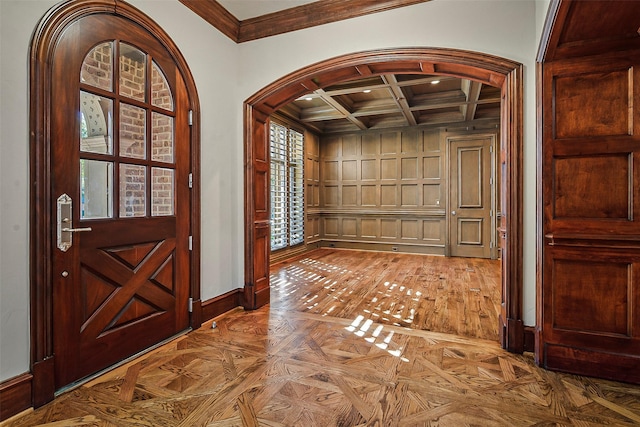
left=0, top=0, right=543, bottom=383
left=1, top=0, right=56, bottom=384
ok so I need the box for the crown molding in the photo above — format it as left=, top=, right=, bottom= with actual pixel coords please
left=178, top=0, right=431, bottom=43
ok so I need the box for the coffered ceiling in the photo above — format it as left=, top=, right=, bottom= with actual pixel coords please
left=279, top=74, right=501, bottom=134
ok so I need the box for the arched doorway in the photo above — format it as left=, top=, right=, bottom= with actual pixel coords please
left=243, top=48, right=524, bottom=352
left=30, top=0, right=200, bottom=406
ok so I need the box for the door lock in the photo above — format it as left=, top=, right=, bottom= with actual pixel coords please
left=57, top=193, right=92, bottom=252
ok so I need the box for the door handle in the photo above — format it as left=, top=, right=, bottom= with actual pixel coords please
left=451, top=210, right=457, bottom=216
left=57, top=193, right=92, bottom=252
left=62, top=227, right=93, bottom=233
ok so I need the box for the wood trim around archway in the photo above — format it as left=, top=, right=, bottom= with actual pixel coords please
left=29, top=0, right=201, bottom=408
left=243, top=48, right=524, bottom=352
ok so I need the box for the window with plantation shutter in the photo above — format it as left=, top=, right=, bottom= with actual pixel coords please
left=270, top=122, right=304, bottom=251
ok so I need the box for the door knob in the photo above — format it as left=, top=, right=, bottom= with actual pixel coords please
left=452, top=210, right=456, bottom=216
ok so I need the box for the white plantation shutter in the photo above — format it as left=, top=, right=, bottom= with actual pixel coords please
left=289, top=129, right=304, bottom=246
left=270, top=122, right=304, bottom=251
left=270, top=123, right=288, bottom=250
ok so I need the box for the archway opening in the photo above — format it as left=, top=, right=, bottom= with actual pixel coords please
left=243, top=48, right=524, bottom=352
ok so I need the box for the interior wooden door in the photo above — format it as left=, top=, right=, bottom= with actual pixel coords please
left=51, top=14, right=191, bottom=388
left=448, top=135, right=493, bottom=258
left=541, top=52, right=640, bottom=383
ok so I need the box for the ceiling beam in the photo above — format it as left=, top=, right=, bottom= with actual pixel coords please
left=277, top=106, right=325, bottom=134
left=460, top=79, right=482, bottom=121
left=314, top=88, right=368, bottom=130
left=411, top=98, right=500, bottom=112
left=382, top=74, right=417, bottom=126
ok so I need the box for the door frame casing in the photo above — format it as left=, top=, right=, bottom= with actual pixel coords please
left=244, top=48, right=524, bottom=351
left=29, top=0, right=201, bottom=407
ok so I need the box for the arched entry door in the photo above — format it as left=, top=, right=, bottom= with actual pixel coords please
left=30, top=0, right=200, bottom=403
left=244, top=49, right=524, bottom=352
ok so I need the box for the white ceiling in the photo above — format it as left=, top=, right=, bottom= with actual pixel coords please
left=217, top=0, right=320, bottom=20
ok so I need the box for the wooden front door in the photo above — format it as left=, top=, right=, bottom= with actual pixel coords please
left=50, top=13, right=191, bottom=388
left=448, top=135, right=494, bottom=258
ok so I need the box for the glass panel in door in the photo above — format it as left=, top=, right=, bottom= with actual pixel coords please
left=119, top=164, right=147, bottom=217
left=81, top=42, right=113, bottom=91
left=119, top=43, right=146, bottom=102
left=80, top=91, right=113, bottom=154
left=120, top=103, right=146, bottom=159
left=80, top=159, right=113, bottom=219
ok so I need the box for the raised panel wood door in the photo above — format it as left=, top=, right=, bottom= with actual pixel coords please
left=51, top=14, right=191, bottom=388
left=449, top=136, right=494, bottom=258
left=541, top=53, right=640, bottom=383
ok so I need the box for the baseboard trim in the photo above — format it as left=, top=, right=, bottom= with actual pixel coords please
left=319, top=240, right=446, bottom=256
left=544, top=343, right=640, bottom=384
left=201, top=288, right=243, bottom=323
left=523, top=326, right=535, bottom=353
left=0, top=373, right=32, bottom=422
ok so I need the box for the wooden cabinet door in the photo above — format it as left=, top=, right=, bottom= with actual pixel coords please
left=51, top=14, right=191, bottom=388
left=541, top=54, right=640, bottom=383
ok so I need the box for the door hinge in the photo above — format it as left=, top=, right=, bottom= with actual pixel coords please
left=490, top=210, right=494, bottom=217
left=188, top=235, right=193, bottom=251
left=188, top=173, right=193, bottom=189
left=490, top=145, right=494, bottom=153
left=490, top=242, right=494, bottom=249
left=490, top=177, right=494, bottom=185
left=188, top=297, right=193, bottom=313
left=188, top=110, right=193, bottom=126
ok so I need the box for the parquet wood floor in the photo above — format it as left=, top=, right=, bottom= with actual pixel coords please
left=4, top=250, right=640, bottom=426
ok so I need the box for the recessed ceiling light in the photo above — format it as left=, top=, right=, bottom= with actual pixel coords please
left=430, top=80, right=440, bottom=85
left=363, top=89, right=372, bottom=93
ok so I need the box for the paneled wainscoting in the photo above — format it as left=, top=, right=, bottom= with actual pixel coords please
left=4, top=250, right=640, bottom=426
